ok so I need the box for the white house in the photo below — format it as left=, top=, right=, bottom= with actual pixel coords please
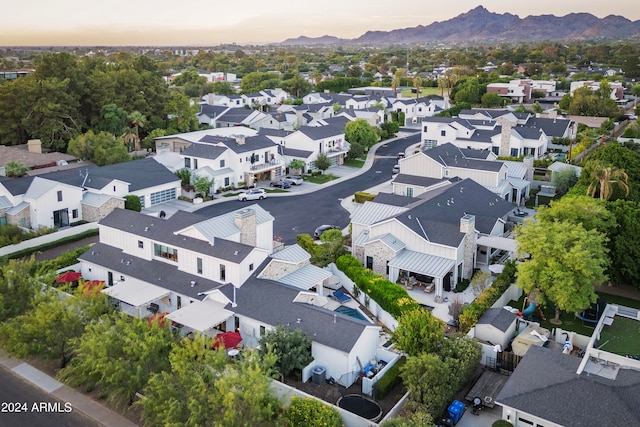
left=283, top=125, right=349, bottom=169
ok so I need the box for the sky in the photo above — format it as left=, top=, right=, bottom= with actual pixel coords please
left=1, top=1, right=638, bottom=46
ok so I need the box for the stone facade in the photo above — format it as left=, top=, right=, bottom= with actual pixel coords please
left=7, top=206, right=30, bottom=228
left=234, top=208, right=257, bottom=247
left=460, top=215, right=477, bottom=280
left=81, top=198, right=124, bottom=223
left=363, top=240, right=397, bottom=278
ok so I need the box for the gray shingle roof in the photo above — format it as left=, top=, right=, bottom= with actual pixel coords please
left=222, top=135, right=279, bottom=154
left=424, top=143, right=504, bottom=172
left=393, top=174, right=449, bottom=187
left=282, top=147, right=313, bottom=158
left=296, top=126, right=343, bottom=140
left=0, top=175, right=35, bottom=196
left=372, top=192, right=421, bottom=207
left=524, top=117, right=572, bottom=138
left=225, top=277, right=372, bottom=353
left=198, top=104, right=228, bottom=119
left=216, top=107, right=254, bottom=123
left=496, top=346, right=640, bottom=426
left=99, top=208, right=254, bottom=262
left=477, top=307, right=517, bottom=332
left=181, top=144, right=227, bottom=160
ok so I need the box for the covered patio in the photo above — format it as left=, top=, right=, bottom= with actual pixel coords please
left=102, top=281, right=170, bottom=318
left=166, top=298, right=234, bottom=338
left=388, top=250, right=455, bottom=299
left=476, top=235, right=518, bottom=266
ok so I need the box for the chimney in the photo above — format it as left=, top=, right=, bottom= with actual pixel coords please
left=460, top=214, right=476, bottom=281
left=523, top=156, right=534, bottom=181
left=235, top=135, right=245, bottom=145
left=27, top=139, right=42, bottom=154
left=234, top=208, right=257, bottom=247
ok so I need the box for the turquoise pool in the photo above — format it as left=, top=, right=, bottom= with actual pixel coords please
left=334, top=306, right=368, bottom=322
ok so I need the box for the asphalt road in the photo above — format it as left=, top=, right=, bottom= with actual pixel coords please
left=0, top=367, right=100, bottom=427
left=195, top=133, right=421, bottom=244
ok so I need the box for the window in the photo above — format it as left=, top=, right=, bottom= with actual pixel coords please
left=139, top=196, right=145, bottom=208
left=72, top=209, right=79, bottom=219
left=366, top=256, right=373, bottom=270
left=260, top=325, right=266, bottom=336
left=510, top=148, right=519, bottom=157
left=193, top=159, right=198, bottom=169
left=57, top=190, right=63, bottom=202
left=224, top=177, right=230, bottom=186
left=185, top=158, right=191, bottom=168
left=249, top=263, right=254, bottom=272
left=444, top=169, right=449, bottom=177
left=154, top=243, right=178, bottom=262
left=220, top=264, right=226, bottom=281
left=220, top=159, right=225, bottom=168
left=138, top=240, right=144, bottom=249
left=113, top=185, right=117, bottom=192
left=440, top=130, right=446, bottom=137
left=177, top=296, right=182, bottom=309
left=197, top=257, right=203, bottom=275
left=149, top=188, right=176, bottom=206
left=0, top=217, right=6, bottom=226
left=518, top=418, right=534, bottom=426
left=407, top=187, right=413, bottom=197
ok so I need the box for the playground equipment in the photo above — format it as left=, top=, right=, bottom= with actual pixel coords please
left=522, top=301, right=536, bottom=319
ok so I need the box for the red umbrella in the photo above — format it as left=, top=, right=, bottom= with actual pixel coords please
left=147, top=312, right=170, bottom=327
left=55, top=271, right=82, bottom=283
left=212, top=331, right=243, bottom=349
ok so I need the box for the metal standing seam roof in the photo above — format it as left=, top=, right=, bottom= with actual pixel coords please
left=351, top=202, right=408, bottom=225
left=0, top=195, right=12, bottom=209
left=270, top=244, right=310, bottom=264
left=191, top=205, right=274, bottom=242
left=102, top=281, right=170, bottom=307
left=368, top=233, right=406, bottom=252
left=388, top=250, right=455, bottom=279
left=277, top=264, right=332, bottom=290
left=166, top=299, right=234, bottom=332
left=81, top=192, right=114, bottom=208
left=6, top=201, right=29, bottom=215
left=502, top=160, right=527, bottom=178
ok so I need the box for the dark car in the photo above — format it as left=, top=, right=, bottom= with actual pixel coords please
left=314, top=224, right=341, bottom=239
left=270, top=179, right=292, bottom=189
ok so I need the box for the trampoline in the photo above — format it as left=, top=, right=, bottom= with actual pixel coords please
left=337, top=394, right=382, bottom=422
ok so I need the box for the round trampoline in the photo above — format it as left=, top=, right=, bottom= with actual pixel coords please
left=337, top=394, right=382, bottom=422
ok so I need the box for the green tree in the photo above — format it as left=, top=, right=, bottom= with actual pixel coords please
left=391, top=308, right=444, bottom=357
left=413, top=77, right=423, bottom=98
left=532, top=101, right=544, bottom=114
left=481, top=92, right=503, bottom=108
left=453, top=78, right=482, bottom=105
left=142, top=128, right=167, bottom=151
left=0, top=258, right=42, bottom=321
left=211, top=81, right=235, bottom=96
left=67, top=130, right=130, bottom=166
left=607, top=200, right=640, bottom=288
left=380, top=121, right=400, bottom=139
left=345, top=118, right=379, bottom=148
left=191, top=173, right=215, bottom=198
left=165, top=92, right=199, bottom=133
left=127, top=111, right=147, bottom=152
left=585, top=160, right=629, bottom=201
left=313, top=152, right=331, bottom=173
left=288, top=159, right=306, bottom=175
left=283, top=71, right=313, bottom=98
left=347, top=141, right=365, bottom=160
left=536, top=195, right=615, bottom=236
left=124, top=195, right=142, bottom=212
left=516, top=219, right=609, bottom=324
left=59, top=313, right=174, bottom=407
left=258, top=325, right=313, bottom=379
left=551, top=167, right=578, bottom=195
left=3, top=160, right=29, bottom=177
left=401, top=352, right=453, bottom=416
left=315, top=228, right=347, bottom=266
left=97, top=103, right=128, bottom=136
left=284, top=397, right=344, bottom=427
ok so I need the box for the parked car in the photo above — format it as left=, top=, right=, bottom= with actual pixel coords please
left=285, top=175, right=304, bottom=185
left=314, top=224, right=341, bottom=239
left=238, top=188, right=267, bottom=201
left=392, top=164, right=400, bottom=174
left=270, top=179, right=292, bottom=189
left=397, top=152, right=406, bottom=159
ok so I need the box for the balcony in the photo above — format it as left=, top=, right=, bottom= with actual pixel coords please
left=249, top=160, right=284, bottom=172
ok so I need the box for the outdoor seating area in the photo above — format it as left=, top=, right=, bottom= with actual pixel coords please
left=405, top=276, right=434, bottom=293
left=332, top=289, right=352, bottom=304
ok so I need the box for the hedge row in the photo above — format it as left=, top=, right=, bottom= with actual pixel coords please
left=372, top=356, right=406, bottom=399
left=2, top=228, right=98, bottom=262
left=354, top=191, right=376, bottom=204
left=335, top=254, right=419, bottom=318
left=458, top=259, right=517, bottom=333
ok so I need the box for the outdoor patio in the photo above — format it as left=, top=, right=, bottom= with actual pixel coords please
left=406, top=284, right=477, bottom=324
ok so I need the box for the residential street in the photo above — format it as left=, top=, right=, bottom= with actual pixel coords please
left=195, top=132, right=421, bottom=244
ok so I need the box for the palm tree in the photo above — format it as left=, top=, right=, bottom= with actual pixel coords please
left=127, top=111, right=147, bottom=152
left=413, top=77, right=423, bottom=99
left=437, top=77, right=447, bottom=97
left=586, top=160, right=630, bottom=200
left=391, top=76, right=401, bottom=98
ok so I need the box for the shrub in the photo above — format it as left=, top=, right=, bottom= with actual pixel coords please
left=373, top=357, right=406, bottom=399
left=336, top=254, right=419, bottom=317
left=0, top=224, right=55, bottom=248
left=124, top=195, right=142, bottom=212
left=354, top=191, right=376, bottom=204
left=458, top=260, right=516, bottom=333
left=4, top=228, right=98, bottom=261
left=492, top=421, right=514, bottom=427
left=284, top=397, right=344, bottom=427
left=32, top=246, right=91, bottom=276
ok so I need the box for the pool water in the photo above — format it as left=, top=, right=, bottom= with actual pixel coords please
left=334, top=306, right=368, bottom=322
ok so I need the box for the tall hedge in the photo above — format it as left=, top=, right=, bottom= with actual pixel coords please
left=458, top=259, right=517, bottom=333
left=335, top=254, right=419, bottom=317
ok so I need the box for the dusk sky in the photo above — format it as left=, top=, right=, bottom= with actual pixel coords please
left=1, top=1, right=637, bottom=46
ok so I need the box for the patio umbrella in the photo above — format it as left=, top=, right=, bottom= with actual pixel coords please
left=212, top=331, right=243, bottom=349
left=55, top=271, right=82, bottom=283
left=147, top=312, right=170, bottom=327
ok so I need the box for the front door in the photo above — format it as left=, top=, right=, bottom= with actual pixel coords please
left=53, top=209, right=69, bottom=228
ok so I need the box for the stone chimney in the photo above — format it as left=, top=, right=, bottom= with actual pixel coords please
left=234, top=208, right=256, bottom=247
left=523, top=156, right=534, bottom=181
left=460, top=214, right=476, bottom=280
left=27, top=139, right=42, bottom=154
left=235, top=135, right=246, bottom=145
left=497, top=117, right=515, bottom=157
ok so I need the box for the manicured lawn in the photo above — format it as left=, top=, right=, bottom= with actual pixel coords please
left=304, top=174, right=338, bottom=184
left=508, top=290, right=640, bottom=337
left=265, top=188, right=288, bottom=194
left=223, top=192, right=241, bottom=197
left=344, top=158, right=365, bottom=168
left=598, top=316, right=640, bottom=357
left=400, top=87, right=441, bottom=97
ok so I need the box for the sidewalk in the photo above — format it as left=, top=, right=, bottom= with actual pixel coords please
left=0, top=350, right=138, bottom=427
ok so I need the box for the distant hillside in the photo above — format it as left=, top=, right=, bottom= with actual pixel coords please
left=280, top=6, right=640, bottom=45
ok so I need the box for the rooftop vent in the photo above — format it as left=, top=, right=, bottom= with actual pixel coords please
left=296, top=318, right=302, bottom=324
left=191, top=281, right=197, bottom=287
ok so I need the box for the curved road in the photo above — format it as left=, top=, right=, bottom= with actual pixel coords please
left=196, top=133, right=421, bottom=244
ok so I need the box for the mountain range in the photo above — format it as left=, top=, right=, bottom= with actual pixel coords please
left=280, top=6, right=640, bottom=45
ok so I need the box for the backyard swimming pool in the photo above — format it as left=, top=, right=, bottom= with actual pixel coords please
left=334, top=305, right=369, bottom=322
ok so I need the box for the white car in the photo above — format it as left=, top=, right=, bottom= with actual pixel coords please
left=285, top=175, right=304, bottom=185
left=238, top=188, right=267, bottom=201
